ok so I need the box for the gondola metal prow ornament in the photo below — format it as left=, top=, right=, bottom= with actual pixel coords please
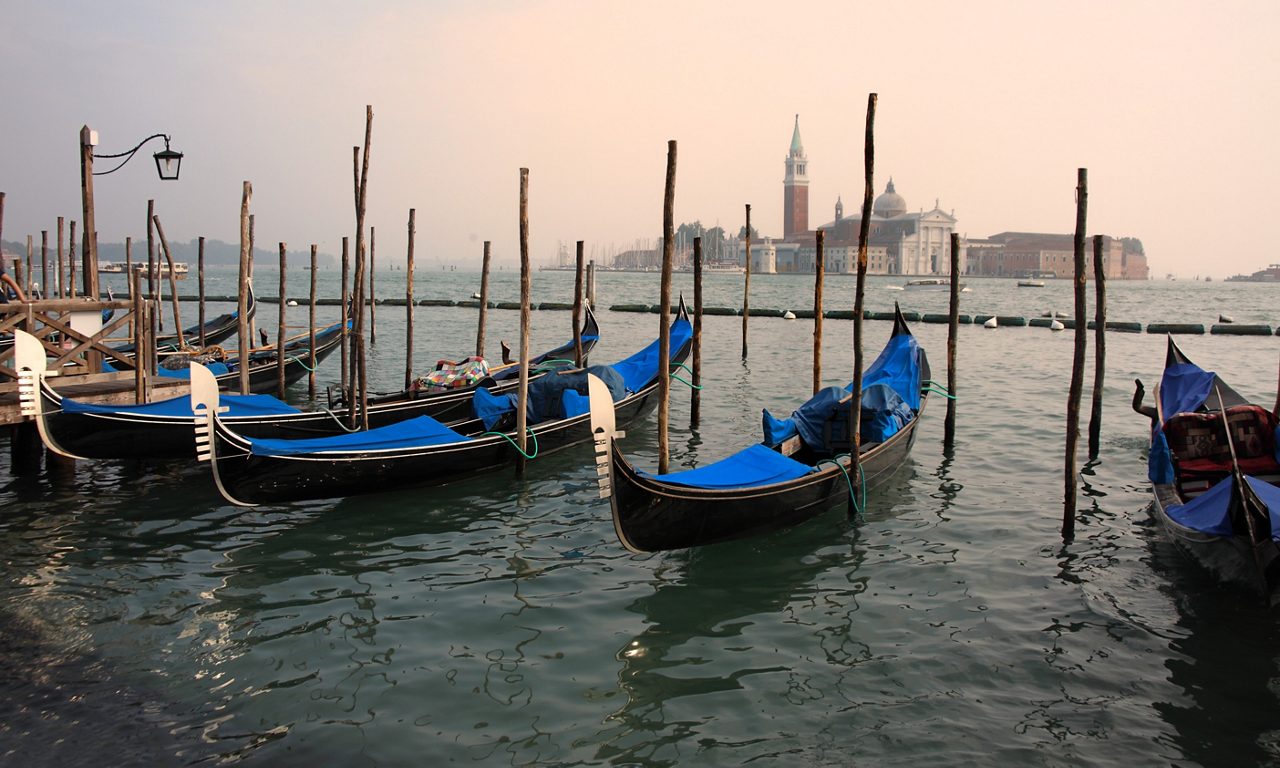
left=587, top=372, right=623, bottom=499
left=14, top=329, right=85, bottom=460
left=190, top=361, right=258, bottom=507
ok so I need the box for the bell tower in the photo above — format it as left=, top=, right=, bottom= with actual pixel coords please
left=783, top=114, right=809, bottom=239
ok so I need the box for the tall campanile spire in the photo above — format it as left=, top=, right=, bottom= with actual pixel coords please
left=783, top=114, right=809, bottom=239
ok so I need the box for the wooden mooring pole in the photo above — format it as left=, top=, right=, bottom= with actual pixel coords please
left=1088, top=233, right=1107, bottom=460
left=742, top=204, right=751, bottom=359
left=309, top=244, right=318, bottom=399
left=56, top=217, right=65, bottom=298
left=40, top=230, right=48, bottom=300
left=152, top=214, right=184, bottom=347
left=68, top=220, right=76, bottom=297
left=945, top=232, right=960, bottom=450
left=237, top=182, right=253, bottom=396
left=369, top=225, right=377, bottom=344
left=405, top=210, right=416, bottom=390
left=849, top=93, right=877, bottom=498
left=198, top=237, right=206, bottom=347
left=276, top=242, right=287, bottom=399
left=124, top=236, right=133, bottom=300
left=340, top=236, right=350, bottom=399
left=476, top=241, right=491, bottom=358
left=1063, top=168, right=1088, bottom=541
left=691, top=236, right=703, bottom=428
left=573, top=240, right=585, bottom=367
left=516, top=168, right=531, bottom=477
left=658, top=140, right=676, bottom=475
left=813, top=229, right=825, bottom=394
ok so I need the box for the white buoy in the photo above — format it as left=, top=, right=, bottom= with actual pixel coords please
left=782, top=310, right=796, bottom=320
left=984, top=316, right=998, bottom=329
left=471, top=292, right=481, bottom=299
left=286, top=299, right=298, bottom=307
left=1050, top=319, right=1064, bottom=331
left=1219, top=314, right=1234, bottom=323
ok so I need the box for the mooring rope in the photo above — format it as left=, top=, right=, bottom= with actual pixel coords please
left=668, top=362, right=703, bottom=390
left=482, top=426, right=539, bottom=459
left=817, top=454, right=866, bottom=521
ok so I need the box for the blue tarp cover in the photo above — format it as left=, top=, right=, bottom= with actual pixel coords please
left=610, top=316, right=693, bottom=394
left=63, top=392, right=300, bottom=418
left=248, top=414, right=468, bottom=457
left=1165, top=474, right=1280, bottom=540
left=646, top=443, right=814, bottom=489
left=102, top=359, right=231, bottom=377
left=473, top=365, right=626, bottom=431
left=762, top=330, right=920, bottom=449
left=1159, top=362, right=1216, bottom=425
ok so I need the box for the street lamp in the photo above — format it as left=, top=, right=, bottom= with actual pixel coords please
left=79, top=126, right=184, bottom=300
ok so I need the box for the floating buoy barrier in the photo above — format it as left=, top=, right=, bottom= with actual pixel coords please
left=900, top=310, right=922, bottom=322
left=1146, top=323, right=1205, bottom=335
left=1105, top=321, right=1143, bottom=333
left=419, top=298, right=456, bottom=307
left=922, top=313, right=972, bottom=324
left=996, top=315, right=1028, bottom=327
left=495, top=301, right=522, bottom=310
left=825, top=310, right=857, bottom=320
left=610, top=303, right=652, bottom=313
left=782, top=310, right=796, bottom=320
left=790, top=309, right=816, bottom=319
left=752, top=308, right=786, bottom=318
left=866, top=310, right=897, bottom=321
left=702, top=306, right=740, bottom=316
left=1212, top=324, right=1272, bottom=335
left=537, top=301, right=574, bottom=311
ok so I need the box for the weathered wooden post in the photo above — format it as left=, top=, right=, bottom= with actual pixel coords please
left=405, top=209, right=416, bottom=390
left=369, top=225, right=377, bottom=344
left=146, top=200, right=157, bottom=326
left=309, top=244, right=318, bottom=399
left=132, top=268, right=145, bottom=402
left=691, top=236, right=703, bottom=427
left=573, top=240, right=585, bottom=367
left=813, top=229, right=825, bottom=394
left=124, top=236, right=134, bottom=300
left=849, top=93, right=877, bottom=492
left=658, top=140, right=676, bottom=474
left=742, top=203, right=751, bottom=359
left=945, top=232, right=960, bottom=450
left=197, top=237, right=206, bottom=347
left=1088, top=233, right=1107, bottom=460
left=247, top=214, right=255, bottom=344
left=79, top=126, right=100, bottom=302
left=40, top=230, right=48, bottom=300
left=237, top=182, right=253, bottom=395
left=68, top=221, right=77, bottom=297
left=152, top=214, right=184, bottom=347
left=586, top=259, right=596, bottom=309
left=351, top=105, right=373, bottom=431
left=340, top=236, right=350, bottom=398
left=516, top=168, right=531, bottom=477
left=1064, top=168, right=1089, bottom=541
left=276, top=242, right=287, bottom=399
left=56, top=216, right=65, bottom=298
left=24, top=236, right=32, bottom=293
left=476, top=241, right=492, bottom=358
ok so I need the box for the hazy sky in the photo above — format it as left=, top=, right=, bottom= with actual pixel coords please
left=3, top=1, right=1277, bottom=278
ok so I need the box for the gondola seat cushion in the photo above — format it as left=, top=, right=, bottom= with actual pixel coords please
left=416, top=357, right=489, bottom=392
left=1164, top=406, right=1280, bottom=496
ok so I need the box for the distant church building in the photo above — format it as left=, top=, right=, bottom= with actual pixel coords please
left=739, top=115, right=961, bottom=275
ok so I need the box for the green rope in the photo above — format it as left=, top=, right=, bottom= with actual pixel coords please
left=482, top=426, right=539, bottom=459
left=923, top=386, right=956, bottom=400
left=668, top=362, right=703, bottom=390
left=287, top=355, right=319, bottom=372
left=817, top=454, right=866, bottom=521
left=532, top=358, right=576, bottom=374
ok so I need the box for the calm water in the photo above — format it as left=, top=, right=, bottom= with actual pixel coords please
left=3, top=269, right=1280, bottom=767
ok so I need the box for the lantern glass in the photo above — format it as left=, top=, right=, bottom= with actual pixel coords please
left=153, top=148, right=183, bottom=181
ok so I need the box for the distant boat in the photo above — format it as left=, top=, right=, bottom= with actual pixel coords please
left=904, top=277, right=957, bottom=291
left=100, top=261, right=189, bottom=278
left=1018, top=280, right=1046, bottom=288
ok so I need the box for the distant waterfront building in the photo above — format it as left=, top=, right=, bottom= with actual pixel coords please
left=964, top=232, right=1149, bottom=280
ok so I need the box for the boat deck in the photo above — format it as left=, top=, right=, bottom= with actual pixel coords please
left=0, top=374, right=190, bottom=427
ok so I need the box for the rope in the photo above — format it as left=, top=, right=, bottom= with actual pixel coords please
left=668, top=362, right=703, bottom=390
left=922, top=380, right=956, bottom=400
left=923, top=387, right=956, bottom=400
left=482, top=426, right=539, bottom=459
left=287, top=355, right=318, bottom=372
left=817, top=454, right=866, bottom=521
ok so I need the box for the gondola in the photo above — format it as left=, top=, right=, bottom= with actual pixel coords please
left=111, top=287, right=256, bottom=355
left=588, top=304, right=929, bottom=553
left=190, top=302, right=691, bottom=505
left=17, top=321, right=344, bottom=460
left=15, top=307, right=598, bottom=461
left=1135, top=337, right=1280, bottom=602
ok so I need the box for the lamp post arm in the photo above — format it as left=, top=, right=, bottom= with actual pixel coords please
left=92, top=133, right=171, bottom=176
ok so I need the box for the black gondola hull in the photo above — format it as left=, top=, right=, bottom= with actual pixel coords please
left=608, top=407, right=922, bottom=552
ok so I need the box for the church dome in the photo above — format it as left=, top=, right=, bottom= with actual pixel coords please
left=873, top=178, right=907, bottom=218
